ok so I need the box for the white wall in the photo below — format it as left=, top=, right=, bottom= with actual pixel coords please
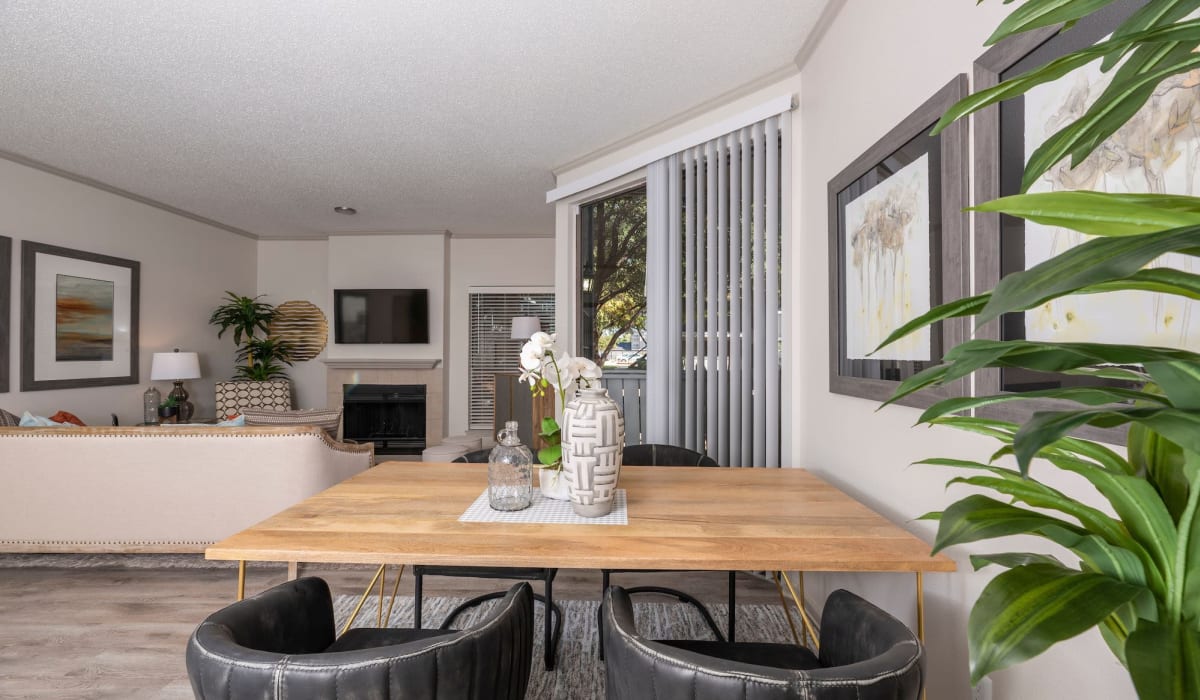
left=550, top=1, right=1137, bottom=697
left=0, top=158, right=257, bottom=425
left=445, top=237, right=555, bottom=436
left=256, top=239, right=330, bottom=409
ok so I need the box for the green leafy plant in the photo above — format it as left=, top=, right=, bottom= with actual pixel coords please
left=158, top=395, right=178, bottom=410
left=208, top=291, right=292, bottom=380
left=877, top=3, right=1200, bottom=698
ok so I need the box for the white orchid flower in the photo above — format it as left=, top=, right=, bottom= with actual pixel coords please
left=520, top=341, right=544, bottom=371
left=543, top=352, right=578, bottom=389
left=570, top=357, right=603, bottom=385
left=518, top=366, right=539, bottom=386
left=530, top=331, right=555, bottom=350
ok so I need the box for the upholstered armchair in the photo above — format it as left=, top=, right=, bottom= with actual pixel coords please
left=602, top=585, right=924, bottom=700
left=186, top=577, right=534, bottom=700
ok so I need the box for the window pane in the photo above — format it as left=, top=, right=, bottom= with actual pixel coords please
left=468, top=292, right=555, bottom=430
left=579, top=187, right=647, bottom=369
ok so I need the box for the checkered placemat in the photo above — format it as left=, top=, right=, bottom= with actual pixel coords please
left=458, top=489, right=628, bottom=525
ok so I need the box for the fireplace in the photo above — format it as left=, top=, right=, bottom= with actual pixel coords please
left=342, top=384, right=426, bottom=455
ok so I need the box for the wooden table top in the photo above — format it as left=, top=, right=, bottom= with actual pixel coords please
left=206, top=462, right=955, bottom=573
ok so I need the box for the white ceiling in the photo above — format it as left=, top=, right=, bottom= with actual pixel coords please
left=0, top=1, right=829, bottom=239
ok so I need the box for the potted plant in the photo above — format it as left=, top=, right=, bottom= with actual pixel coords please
left=877, top=5, right=1200, bottom=698
left=157, top=395, right=179, bottom=423
left=209, top=292, right=293, bottom=380
left=518, top=331, right=603, bottom=499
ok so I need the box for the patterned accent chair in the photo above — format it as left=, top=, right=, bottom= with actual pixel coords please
left=214, top=380, right=293, bottom=419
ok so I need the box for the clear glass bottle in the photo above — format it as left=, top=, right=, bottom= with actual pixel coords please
left=488, top=421, right=533, bottom=511
left=143, top=386, right=161, bottom=425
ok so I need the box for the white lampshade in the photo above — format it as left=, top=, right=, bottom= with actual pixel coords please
left=150, top=351, right=201, bottom=381
left=510, top=316, right=541, bottom=340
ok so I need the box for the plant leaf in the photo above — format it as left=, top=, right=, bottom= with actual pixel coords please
left=1101, top=0, right=1200, bottom=71
left=932, top=494, right=1089, bottom=554
left=1125, top=621, right=1200, bottom=700
left=918, top=386, right=1167, bottom=424
left=972, top=191, right=1200, bottom=236
left=1023, top=50, right=1200, bottom=191
left=979, top=226, right=1200, bottom=326
left=971, top=552, right=1064, bottom=570
left=985, top=0, right=1123, bottom=45
left=873, top=294, right=988, bottom=353
left=968, top=563, right=1142, bottom=683
left=536, top=445, right=561, bottom=466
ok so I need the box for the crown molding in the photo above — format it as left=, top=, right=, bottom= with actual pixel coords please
left=550, top=62, right=799, bottom=178
left=0, top=149, right=260, bottom=240
left=793, top=0, right=849, bottom=71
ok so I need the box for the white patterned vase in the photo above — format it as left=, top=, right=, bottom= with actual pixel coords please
left=561, top=387, right=625, bottom=517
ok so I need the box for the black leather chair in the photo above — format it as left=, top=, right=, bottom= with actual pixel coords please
left=186, top=577, right=534, bottom=699
left=602, top=585, right=924, bottom=699
left=599, top=443, right=732, bottom=658
left=410, top=448, right=563, bottom=670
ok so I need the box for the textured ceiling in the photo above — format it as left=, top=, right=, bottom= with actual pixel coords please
left=0, top=1, right=827, bottom=238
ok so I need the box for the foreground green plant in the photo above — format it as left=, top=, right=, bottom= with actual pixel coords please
left=879, top=2, right=1200, bottom=697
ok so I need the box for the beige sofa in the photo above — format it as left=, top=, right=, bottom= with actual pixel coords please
left=0, top=425, right=374, bottom=553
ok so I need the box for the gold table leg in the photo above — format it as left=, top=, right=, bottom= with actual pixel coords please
left=383, top=564, right=405, bottom=627
left=377, top=567, right=387, bottom=626
left=237, top=560, right=246, bottom=601
left=780, top=572, right=819, bottom=652
left=341, top=564, right=386, bottom=636
left=774, top=572, right=803, bottom=647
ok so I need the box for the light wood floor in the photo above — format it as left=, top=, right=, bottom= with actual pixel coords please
left=0, top=562, right=782, bottom=699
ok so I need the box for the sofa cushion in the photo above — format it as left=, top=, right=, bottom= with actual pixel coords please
left=0, top=408, right=19, bottom=427
left=215, top=380, right=292, bottom=418
left=242, top=408, right=342, bottom=440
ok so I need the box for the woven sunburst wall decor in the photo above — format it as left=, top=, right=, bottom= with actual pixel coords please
left=269, top=300, right=328, bottom=361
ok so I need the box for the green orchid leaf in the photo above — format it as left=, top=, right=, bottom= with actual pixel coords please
left=971, top=552, right=1064, bottom=570
left=918, top=386, right=1167, bottom=424
left=536, top=445, right=561, bottom=467
left=972, top=191, right=1200, bottom=236
left=1125, top=621, right=1200, bottom=700
left=985, top=0, right=1122, bottom=45
left=932, top=494, right=1089, bottom=554
left=969, top=563, right=1142, bottom=683
left=1179, top=455, right=1200, bottom=618
left=538, top=417, right=561, bottom=440
left=1060, top=365, right=1151, bottom=382
left=881, top=363, right=953, bottom=407
left=979, top=226, right=1200, bottom=326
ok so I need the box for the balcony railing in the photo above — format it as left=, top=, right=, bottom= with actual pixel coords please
left=601, top=369, right=646, bottom=446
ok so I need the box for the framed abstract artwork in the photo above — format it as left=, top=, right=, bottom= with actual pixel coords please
left=973, top=0, right=1164, bottom=443
left=828, top=75, right=970, bottom=406
left=0, top=236, right=10, bottom=393
left=20, top=241, right=140, bottom=391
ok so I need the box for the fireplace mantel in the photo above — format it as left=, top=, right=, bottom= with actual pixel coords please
left=322, top=359, right=442, bottom=370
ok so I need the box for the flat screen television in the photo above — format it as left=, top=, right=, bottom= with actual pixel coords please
left=334, top=289, right=430, bottom=344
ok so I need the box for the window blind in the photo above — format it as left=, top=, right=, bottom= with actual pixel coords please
left=645, top=113, right=787, bottom=467
left=468, top=292, right=556, bottom=430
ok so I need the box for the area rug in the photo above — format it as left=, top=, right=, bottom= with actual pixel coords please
left=333, top=593, right=804, bottom=700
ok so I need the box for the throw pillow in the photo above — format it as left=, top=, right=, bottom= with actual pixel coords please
left=242, top=408, right=342, bottom=440
left=0, top=408, right=20, bottom=427
left=19, top=411, right=75, bottom=427
left=49, top=410, right=86, bottom=426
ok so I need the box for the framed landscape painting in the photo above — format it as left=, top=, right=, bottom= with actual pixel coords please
left=828, top=75, right=970, bottom=406
left=0, top=236, right=10, bottom=393
left=20, top=241, right=139, bottom=391
left=973, top=0, right=1172, bottom=443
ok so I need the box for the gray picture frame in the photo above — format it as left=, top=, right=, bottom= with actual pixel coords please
left=20, top=241, right=140, bottom=391
left=0, top=236, right=10, bottom=393
left=973, top=1, right=1140, bottom=444
left=828, top=75, right=970, bottom=407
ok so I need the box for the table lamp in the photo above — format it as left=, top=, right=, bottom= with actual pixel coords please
left=510, top=316, right=541, bottom=340
left=151, top=349, right=201, bottom=422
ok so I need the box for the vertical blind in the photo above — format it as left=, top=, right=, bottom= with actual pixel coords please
left=645, top=113, right=787, bottom=467
left=468, top=291, right=556, bottom=431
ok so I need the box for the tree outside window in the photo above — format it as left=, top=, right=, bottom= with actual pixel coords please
left=579, top=187, right=647, bottom=369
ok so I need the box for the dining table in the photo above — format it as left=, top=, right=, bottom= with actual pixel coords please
left=207, top=460, right=955, bottom=650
